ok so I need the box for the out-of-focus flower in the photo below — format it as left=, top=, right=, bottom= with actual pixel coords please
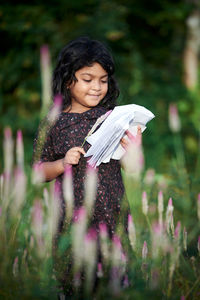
left=143, top=168, right=155, bottom=185
left=174, top=221, right=181, bottom=267
left=198, top=236, right=200, bottom=256
left=40, top=45, right=52, bottom=113
left=11, top=167, right=27, bottom=217
left=168, top=103, right=181, bottom=133
left=51, top=181, right=61, bottom=235
left=142, top=241, right=148, bottom=260
left=166, top=198, right=174, bottom=235
left=16, top=130, right=24, bottom=169
left=121, top=129, right=144, bottom=178
left=169, top=221, right=182, bottom=294
left=197, top=194, right=200, bottom=221
left=142, top=191, right=148, bottom=216
left=174, top=221, right=181, bottom=239
left=48, top=95, right=62, bottom=124
left=72, top=207, right=87, bottom=275
left=110, top=234, right=125, bottom=295
left=43, top=188, right=49, bottom=208
left=128, top=214, right=136, bottom=251
left=84, top=228, right=97, bottom=292
left=32, top=199, right=45, bottom=257
left=0, top=174, right=4, bottom=201
left=183, top=227, right=187, bottom=252
left=99, top=223, right=109, bottom=263
left=84, top=164, right=98, bottom=218
left=63, top=165, right=74, bottom=222
left=152, top=222, right=171, bottom=258
left=122, top=274, right=129, bottom=288
left=97, top=262, right=103, bottom=278
left=158, top=190, right=164, bottom=227
left=4, top=127, right=14, bottom=175
left=150, top=268, right=160, bottom=289
left=32, top=162, right=45, bottom=184
left=13, top=257, right=19, bottom=277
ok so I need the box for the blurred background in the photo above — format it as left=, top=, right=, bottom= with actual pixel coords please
left=0, top=0, right=200, bottom=174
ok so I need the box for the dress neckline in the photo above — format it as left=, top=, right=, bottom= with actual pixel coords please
left=60, top=106, right=106, bottom=116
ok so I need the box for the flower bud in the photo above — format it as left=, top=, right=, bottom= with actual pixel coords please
left=169, top=103, right=181, bottom=133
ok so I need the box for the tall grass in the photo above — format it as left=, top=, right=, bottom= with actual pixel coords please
left=0, top=46, right=199, bottom=300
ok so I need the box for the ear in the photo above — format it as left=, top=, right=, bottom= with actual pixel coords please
left=66, top=80, right=75, bottom=89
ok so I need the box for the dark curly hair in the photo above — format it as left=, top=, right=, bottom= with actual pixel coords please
left=52, top=36, right=119, bottom=110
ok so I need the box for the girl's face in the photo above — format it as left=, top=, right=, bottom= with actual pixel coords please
left=68, top=62, right=108, bottom=113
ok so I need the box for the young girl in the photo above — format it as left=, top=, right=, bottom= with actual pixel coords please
left=33, top=36, right=136, bottom=236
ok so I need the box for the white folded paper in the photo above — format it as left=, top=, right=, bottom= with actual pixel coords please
left=84, top=104, right=155, bottom=167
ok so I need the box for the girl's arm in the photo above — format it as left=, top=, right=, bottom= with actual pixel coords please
left=39, top=146, right=85, bottom=181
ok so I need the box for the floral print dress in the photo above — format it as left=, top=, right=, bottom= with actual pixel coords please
left=34, top=106, right=125, bottom=235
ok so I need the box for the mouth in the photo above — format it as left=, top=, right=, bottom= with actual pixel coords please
left=88, top=94, right=101, bottom=97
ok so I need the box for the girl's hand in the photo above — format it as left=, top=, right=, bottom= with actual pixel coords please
left=63, top=147, right=85, bottom=167
left=120, top=126, right=142, bottom=150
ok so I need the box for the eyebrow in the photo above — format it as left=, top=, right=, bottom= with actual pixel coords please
left=80, top=72, right=108, bottom=78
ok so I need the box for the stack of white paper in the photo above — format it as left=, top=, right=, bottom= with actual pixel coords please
left=84, top=104, right=155, bottom=167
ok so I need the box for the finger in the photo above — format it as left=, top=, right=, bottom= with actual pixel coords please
left=120, top=139, right=129, bottom=150
left=77, top=147, right=86, bottom=155
left=73, top=147, right=86, bottom=155
left=125, top=130, right=135, bottom=142
left=137, top=126, right=142, bottom=135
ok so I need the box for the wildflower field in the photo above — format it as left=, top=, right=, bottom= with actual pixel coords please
left=1, top=8, right=200, bottom=295
left=0, top=99, right=200, bottom=300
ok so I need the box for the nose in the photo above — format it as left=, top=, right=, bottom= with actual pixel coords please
left=92, top=80, right=101, bottom=91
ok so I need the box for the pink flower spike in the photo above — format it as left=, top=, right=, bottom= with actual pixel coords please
left=54, top=94, right=63, bottom=107
left=85, top=228, right=97, bottom=241
left=0, top=207, right=2, bottom=216
left=198, top=236, right=200, bottom=254
left=105, top=109, right=112, bottom=117
left=158, top=190, right=163, bottom=201
left=142, top=191, right=148, bottom=216
left=86, top=163, right=96, bottom=173
left=17, top=130, right=22, bottom=142
left=168, top=197, right=173, bottom=207
left=169, top=103, right=181, bottom=133
left=142, top=241, right=148, bottom=260
left=40, top=45, right=49, bottom=66
left=198, top=193, right=200, bottom=202
left=174, top=221, right=181, bottom=238
left=99, top=223, right=108, bottom=235
left=152, top=222, right=162, bottom=235
left=123, top=274, right=129, bottom=288
left=128, top=214, right=133, bottom=225
left=33, top=200, right=43, bottom=224
left=64, top=164, right=72, bottom=176
left=112, top=234, right=121, bottom=249
left=4, top=127, right=12, bottom=139
left=97, top=262, right=103, bottom=278
left=73, top=206, right=86, bottom=223
left=54, top=180, right=61, bottom=196
left=181, top=296, right=185, bottom=300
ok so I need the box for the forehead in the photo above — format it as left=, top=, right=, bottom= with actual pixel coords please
left=76, top=62, right=108, bottom=76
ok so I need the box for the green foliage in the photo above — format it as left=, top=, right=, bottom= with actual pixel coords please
left=0, top=0, right=199, bottom=172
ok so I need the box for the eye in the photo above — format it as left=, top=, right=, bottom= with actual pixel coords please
left=101, top=80, right=108, bottom=84
left=83, top=79, right=91, bottom=82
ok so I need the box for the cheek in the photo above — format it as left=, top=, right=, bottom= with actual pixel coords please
left=103, top=84, right=108, bottom=96
left=71, top=82, right=87, bottom=95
